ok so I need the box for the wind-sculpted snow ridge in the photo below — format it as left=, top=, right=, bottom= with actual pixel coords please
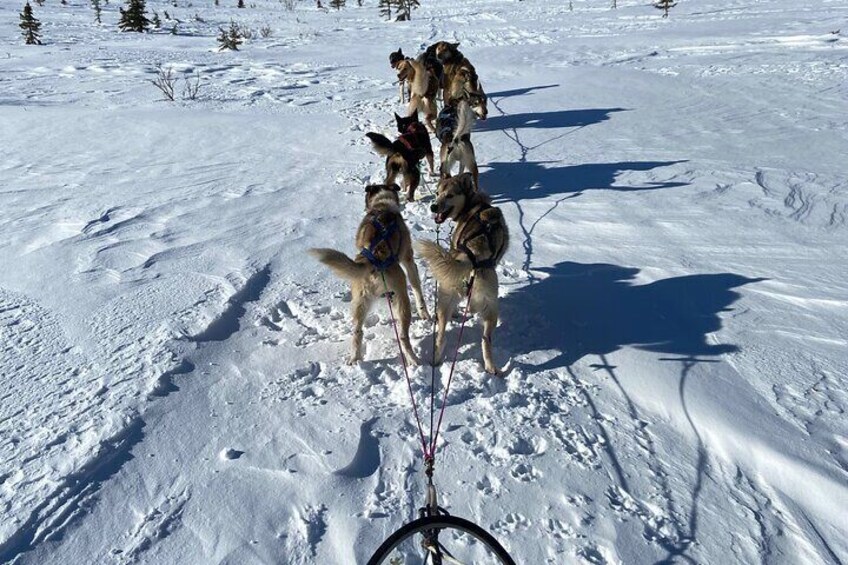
left=2, top=0, right=848, bottom=563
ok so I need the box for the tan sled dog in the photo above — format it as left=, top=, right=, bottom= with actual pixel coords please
left=416, top=173, right=509, bottom=374
left=310, top=184, right=430, bottom=366
left=426, top=41, right=488, bottom=117
left=394, top=56, right=439, bottom=132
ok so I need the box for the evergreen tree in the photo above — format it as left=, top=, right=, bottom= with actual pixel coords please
left=151, top=10, right=161, bottom=28
left=654, top=0, right=677, bottom=18
left=377, top=0, right=390, bottom=20
left=92, top=0, right=102, bottom=24
left=237, top=0, right=244, bottom=7
left=118, top=0, right=150, bottom=32
left=34, top=0, right=43, bottom=5
left=20, top=2, right=42, bottom=45
left=329, top=0, right=344, bottom=9
left=217, top=20, right=242, bottom=50
left=395, top=0, right=418, bottom=21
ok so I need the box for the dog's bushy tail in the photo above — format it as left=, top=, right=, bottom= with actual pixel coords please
left=309, top=248, right=371, bottom=280
left=415, top=240, right=471, bottom=288
left=409, top=58, right=430, bottom=96
left=366, top=132, right=394, bottom=156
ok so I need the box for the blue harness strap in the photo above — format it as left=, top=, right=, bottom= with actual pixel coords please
left=360, top=216, right=400, bottom=271
left=437, top=105, right=458, bottom=142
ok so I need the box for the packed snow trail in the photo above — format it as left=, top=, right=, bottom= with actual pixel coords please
left=2, top=0, right=847, bottom=563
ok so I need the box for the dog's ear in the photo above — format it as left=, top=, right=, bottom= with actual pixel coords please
left=398, top=48, right=403, bottom=55
left=388, top=183, right=402, bottom=193
left=451, top=42, right=460, bottom=49
left=365, top=184, right=382, bottom=195
left=459, top=172, right=476, bottom=194
left=394, top=112, right=402, bottom=122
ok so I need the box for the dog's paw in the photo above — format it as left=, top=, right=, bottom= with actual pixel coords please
left=417, top=308, right=432, bottom=321
left=346, top=354, right=362, bottom=365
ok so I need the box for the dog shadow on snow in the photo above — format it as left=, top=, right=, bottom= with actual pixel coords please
left=477, top=107, right=626, bottom=133
left=481, top=159, right=689, bottom=204
left=498, top=262, right=763, bottom=563
left=499, top=261, right=761, bottom=369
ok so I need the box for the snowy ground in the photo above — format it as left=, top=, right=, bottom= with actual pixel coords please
left=2, top=0, right=847, bottom=563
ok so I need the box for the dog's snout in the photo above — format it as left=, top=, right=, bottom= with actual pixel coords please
left=430, top=203, right=439, bottom=213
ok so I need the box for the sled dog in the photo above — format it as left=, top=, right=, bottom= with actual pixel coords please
left=425, top=41, right=488, bottom=117
left=416, top=173, right=509, bottom=374
left=436, top=93, right=487, bottom=189
left=310, top=184, right=430, bottom=366
left=394, top=56, right=439, bottom=132
left=390, top=47, right=411, bottom=103
left=366, top=112, right=436, bottom=202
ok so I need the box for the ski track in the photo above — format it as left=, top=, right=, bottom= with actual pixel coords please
left=2, top=0, right=848, bottom=563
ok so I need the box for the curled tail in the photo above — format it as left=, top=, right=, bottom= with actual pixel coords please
left=415, top=240, right=471, bottom=288
left=309, top=248, right=371, bottom=280
left=366, top=132, right=394, bottom=156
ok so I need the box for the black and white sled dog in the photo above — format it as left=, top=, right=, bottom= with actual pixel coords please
left=436, top=92, right=488, bottom=190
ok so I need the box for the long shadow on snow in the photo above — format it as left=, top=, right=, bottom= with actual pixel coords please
left=476, top=108, right=626, bottom=132
left=501, top=261, right=762, bottom=370
left=486, top=84, right=560, bottom=100
left=481, top=159, right=689, bottom=204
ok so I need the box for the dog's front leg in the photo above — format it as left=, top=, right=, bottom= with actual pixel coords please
left=439, top=143, right=451, bottom=179
left=407, top=94, right=420, bottom=119
left=466, top=156, right=479, bottom=191
left=424, top=99, right=437, bottom=134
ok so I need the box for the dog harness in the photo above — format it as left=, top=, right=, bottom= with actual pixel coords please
left=454, top=203, right=505, bottom=270
left=360, top=215, right=400, bottom=271
left=397, top=122, right=430, bottom=162
left=437, top=105, right=458, bottom=143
